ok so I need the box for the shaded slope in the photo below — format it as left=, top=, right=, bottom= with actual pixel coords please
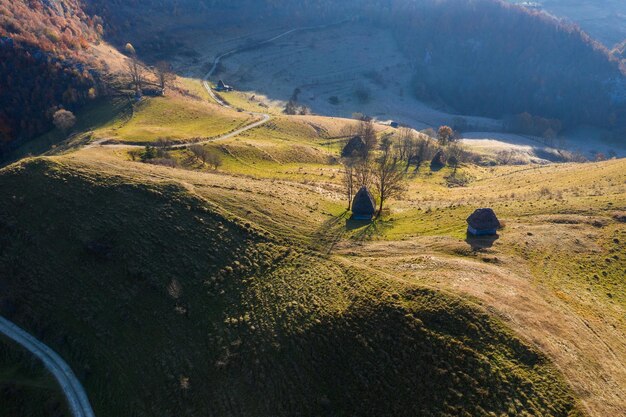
left=0, top=317, right=95, bottom=417
left=0, top=336, right=69, bottom=417
left=0, top=158, right=582, bottom=416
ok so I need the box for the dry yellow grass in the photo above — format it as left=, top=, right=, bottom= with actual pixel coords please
left=17, top=82, right=625, bottom=416
left=68, top=143, right=626, bottom=417
left=334, top=231, right=625, bottom=417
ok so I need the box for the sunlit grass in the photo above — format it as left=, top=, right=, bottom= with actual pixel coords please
left=92, top=95, right=253, bottom=143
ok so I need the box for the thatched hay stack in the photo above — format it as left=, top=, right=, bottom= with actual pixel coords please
left=341, top=136, right=367, bottom=158
left=352, top=186, right=376, bottom=220
left=467, top=208, right=500, bottom=236
left=430, top=150, right=446, bottom=170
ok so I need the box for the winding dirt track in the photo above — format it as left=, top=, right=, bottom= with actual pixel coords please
left=0, top=316, right=96, bottom=417
left=94, top=23, right=343, bottom=150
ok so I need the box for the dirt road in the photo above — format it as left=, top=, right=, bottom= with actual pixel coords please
left=92, top=24, right=342, bottom=151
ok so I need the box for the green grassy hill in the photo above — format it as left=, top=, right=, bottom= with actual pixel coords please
left=92, top=95, right=255, bottom=144
left=0, top=158, right=583, bottom=417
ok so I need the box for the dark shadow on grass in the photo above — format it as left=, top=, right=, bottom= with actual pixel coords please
left=345, top=218, right=372, bottom=231
left=348, top=217, right=393, bottom=243
left=465, top=233, right=499, bottom=251
left=311, top=210, right=351, bottom=254
left=240, top=295, right=576, bottom=417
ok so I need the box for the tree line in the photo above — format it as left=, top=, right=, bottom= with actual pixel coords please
left=383, top=0, right=626, bottom=130
left=123, top=43, right=175, bottom=96
left=0, top=41, right=99, bottom=158
left=129, top=139, right=223, bottom=171
left=340, top=119, right=468, bottom=216
left=0, top=0, right=104, bottom=156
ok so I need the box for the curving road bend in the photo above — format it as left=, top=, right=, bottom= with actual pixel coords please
left=90, top=23, right=343, bottom=150
left=186, top=25, right=339, bottom=147
left=0, top=316, right=96, bottom=417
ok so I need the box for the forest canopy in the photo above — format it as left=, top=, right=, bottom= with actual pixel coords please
left=0, top=0, right=103, bottom=155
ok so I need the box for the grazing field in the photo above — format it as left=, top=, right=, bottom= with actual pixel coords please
left=193, top=23, right=501, bottom=132
left=0, top=78, right=623, bottom=417
left=91, top=94, right=255, bottom=144
left=3, top=2, right=626, bottom=416
left=0, top=157, right=585, bottom=417
left=190, top=21, right=625, bottom=159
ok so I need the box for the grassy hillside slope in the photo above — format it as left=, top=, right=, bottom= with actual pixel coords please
left=0, top=157, right=582, bottom=417
left=71, top=142, right=625, bottom=416
left=92, top=95, right=255, bottom=144
left=0, top=337, right=69, bottom=417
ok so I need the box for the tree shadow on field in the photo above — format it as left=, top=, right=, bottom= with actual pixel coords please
left=312, top=212, right=396, bottom=254
left=347, top=217, right=392, bottom=243
left=312, top=211, right=351, bottom=255
left=465, top=233, right=499, bottom=251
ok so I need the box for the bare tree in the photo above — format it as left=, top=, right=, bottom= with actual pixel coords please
left=448, top=156, right=459, bottom=175
left=437, top=125, right=454, bottom=146
left=339, top=118, right=382, bottom=210
left=52, top=109, right=76, bottom=132
left=189, top=144, right=209, bottom=164
left=339, top=122, right=359, bottom=139
left=206, top=151, right=223, bottom=170
left=189, top=145, right=222, bottom=169
left=358, top=117, right=377, bottom=152
left=125, top=43, right=144, bottom=94
left=354, top=158, right=374, bottom=190
left=155, top=61, right=175, bottom=92
left=395, top=128, right=412, bottom=161
left=496, top=149, right=515, bottom=165
left=127, top=58, right=144, bottom=94
left=284, top=100, right=298, bottom=115
left=341, top=157, right=357, bottom=210
left=374, top=137, right=406, bottom=216
left=412, top=137, right=435, bottom=173
left=155, top=137, right=172, bottom=149
left=154, top=137, right=172, bottom=158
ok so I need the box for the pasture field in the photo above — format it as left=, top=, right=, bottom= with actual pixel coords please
left=1, top=83, right=624, bottom=417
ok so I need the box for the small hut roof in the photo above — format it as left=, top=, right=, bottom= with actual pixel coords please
left=217, top=80, right=226, bottom=87
left=342, top=136, right=366, bottom=158
left=467, top=208, right=500, bottom=230
left=352, top=186, right=376, bottom=216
